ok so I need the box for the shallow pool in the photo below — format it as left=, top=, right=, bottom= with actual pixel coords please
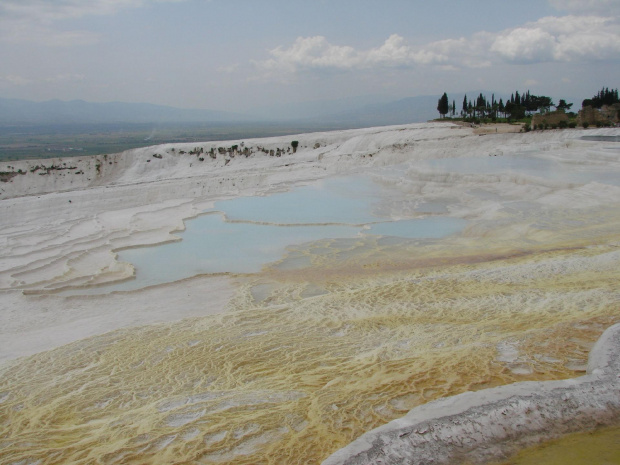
left=90, top=177, right=467, bottom=293
left=218, top=177, right=383, bottom=225
left=115, top=216, right=361, bottom=289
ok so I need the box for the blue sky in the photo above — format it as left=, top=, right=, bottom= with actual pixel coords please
left=0, top=0, right=618, bottom=113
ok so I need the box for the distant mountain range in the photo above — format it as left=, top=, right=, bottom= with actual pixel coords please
left=0, top=98, right=249, bottom=125
left=1, top=90, right=582, bottom=129
left=311, top=95, right=441, bottom=126
left=0, top=95, right=446, bottom=128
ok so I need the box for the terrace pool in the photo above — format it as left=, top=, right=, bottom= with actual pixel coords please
left=94, top=176, right=467, bottom=293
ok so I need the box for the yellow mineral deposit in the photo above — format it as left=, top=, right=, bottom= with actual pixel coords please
left=2, top=204, right=619, bottom=464
left=495, top=426, right=620, bottom=465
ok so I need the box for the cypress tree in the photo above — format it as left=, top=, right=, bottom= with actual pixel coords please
left=437, top=92, right=450, bottom=118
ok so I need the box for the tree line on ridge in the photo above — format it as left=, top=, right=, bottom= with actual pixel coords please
left=437, top=87, right=618, bottom=122
left=436, top=90, right=562, bottom=121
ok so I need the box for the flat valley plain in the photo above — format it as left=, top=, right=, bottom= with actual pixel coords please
left=0, top=121, right=354, bottom=162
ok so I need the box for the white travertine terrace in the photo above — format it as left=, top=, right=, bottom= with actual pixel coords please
left=1, top=123, right=619, bottom=464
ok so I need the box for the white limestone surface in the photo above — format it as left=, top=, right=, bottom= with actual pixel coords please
left=1, top=123, right=618, bottom=362
left=1, top=123, right=619, bottom=464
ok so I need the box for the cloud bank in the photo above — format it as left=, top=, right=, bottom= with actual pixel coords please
left=256, top=14, right=620, bottom=75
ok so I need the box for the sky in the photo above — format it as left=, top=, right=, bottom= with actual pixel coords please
left=0, top=0, right=619, bottom=113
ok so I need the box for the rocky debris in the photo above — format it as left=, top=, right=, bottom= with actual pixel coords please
left=0, top=171, right=23, bottom=182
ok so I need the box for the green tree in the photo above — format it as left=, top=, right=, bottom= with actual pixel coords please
left=475, top=93, right=487, bottom=118
left=583, top=87, right=619, bottom=108
left=505, top=101, right=525, bottom=120
left=291, top=141, right=299, bottom=153
left=555, top=99, right=573, bottom=112
left=537, top=96, right=554, bottom=113
left=437, top=92, right=449, bottom=118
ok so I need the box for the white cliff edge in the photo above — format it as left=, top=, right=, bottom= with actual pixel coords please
left=322, top=322, right=620, bottom=465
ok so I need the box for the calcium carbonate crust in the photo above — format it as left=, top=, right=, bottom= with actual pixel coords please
left=322, top=322, right=620, bottom=465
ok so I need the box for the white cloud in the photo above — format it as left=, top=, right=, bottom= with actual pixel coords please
left=255, top=14, right=620, bottom=75
left=491, top=16, right=620, bottom=63
left=259, top=36, right=359, bottom=72
left=490, top=27, right=556, bottom=63
left=256, top=34, right=449, bottom=75
left=0, top=74, right=33, bottom=86
left=366, top=34, right=431, bottom=66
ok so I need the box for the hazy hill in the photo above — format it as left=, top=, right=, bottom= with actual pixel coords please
left=246, top=95, right=390, bottom=120
left=0, top=93, right=489, bottom=128
left=0, top=95, right=445, bottom=127
left=311, top=95, right=442, bottom=126
left=1, top=91, right=580, bottom=128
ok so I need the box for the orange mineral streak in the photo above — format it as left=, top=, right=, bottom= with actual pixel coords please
left=1, top=207, right=620, bottom=464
